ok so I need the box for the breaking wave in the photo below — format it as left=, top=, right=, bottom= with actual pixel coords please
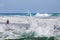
left=0, top=13, right=60, bottom=39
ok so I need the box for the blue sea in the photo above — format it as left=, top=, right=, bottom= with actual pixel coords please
left=0, top=13, right=60, bottom=16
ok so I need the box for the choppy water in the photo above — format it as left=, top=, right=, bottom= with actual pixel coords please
left=0, top=13, right=60, bottom=40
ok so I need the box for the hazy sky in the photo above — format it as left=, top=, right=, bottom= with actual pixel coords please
left=0, top=0, right=60, bottom=13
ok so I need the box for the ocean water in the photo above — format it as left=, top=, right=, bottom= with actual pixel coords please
left=0, top=13, right=60, bottom=40
left=0, top=13, right=59, bottom=16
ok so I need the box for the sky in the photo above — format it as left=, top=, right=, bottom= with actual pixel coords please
left=0, top=0, right=60, bottom=13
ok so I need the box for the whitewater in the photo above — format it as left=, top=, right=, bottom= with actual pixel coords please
left=0, top=13, right=60, bottom=39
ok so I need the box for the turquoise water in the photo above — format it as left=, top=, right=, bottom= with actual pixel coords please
left=0, top=13, right=59, bottom=16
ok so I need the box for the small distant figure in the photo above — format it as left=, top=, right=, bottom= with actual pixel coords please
left=7, top=20, right=9, bottom=24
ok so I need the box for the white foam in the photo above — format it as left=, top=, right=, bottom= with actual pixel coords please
left=35, top=13, right=50, bottom=17
left=0, top=15, right=59, bottom=39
